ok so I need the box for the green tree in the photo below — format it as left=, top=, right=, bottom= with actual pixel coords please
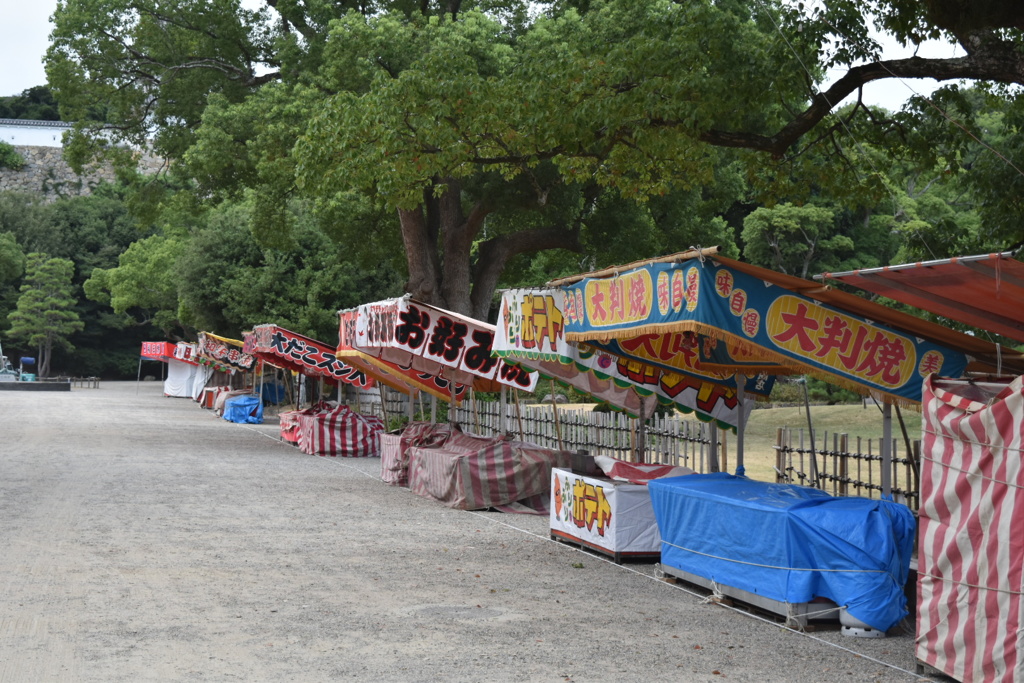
left=7, top=254, right=85, bottom=377
left=49, top=0, right=1024, bottom=319
left=84, top=234, right=188, bottom=337
left=0, top=232, right=26, bottom=336
left=741, top=203, right=847, bottom=278
left=0, top=86, right=61, bottom=121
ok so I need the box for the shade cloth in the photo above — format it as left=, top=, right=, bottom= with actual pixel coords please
left=820, top=251, right=1024, bottom=345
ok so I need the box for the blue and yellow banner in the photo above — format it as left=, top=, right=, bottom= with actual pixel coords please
left=561, top=260, right=965, bottom=404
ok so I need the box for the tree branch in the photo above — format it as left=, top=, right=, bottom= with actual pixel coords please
left=469, top=226, right=583, bottom=320
left=700, top=47, right=1024, bottom=158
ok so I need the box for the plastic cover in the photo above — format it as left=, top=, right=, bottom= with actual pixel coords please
left=648, top=473, right=915, bottom=632
left=222, top=395, right=264, bottom=424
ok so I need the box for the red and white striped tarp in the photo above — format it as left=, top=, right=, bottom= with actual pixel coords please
left=408, top=436, right=572, bottom=514
left=296, top=405, right=384, bottom=457
left=594, top=455, right=695, bottom=485
left=380, top=423, right=459, bottom=486
left=279, top=408, right=319, bottom=444
left=380, top=433, right=405, bottom=484
left=917, top=374, right=1024, bottom=683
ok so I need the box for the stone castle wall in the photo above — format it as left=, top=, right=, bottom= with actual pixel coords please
left=0, top=146, right=162, bottom=201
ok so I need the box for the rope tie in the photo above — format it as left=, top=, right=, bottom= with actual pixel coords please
left=661, top=541, right=892, bottom=575
left=917, top=571, right=1024, bottom=597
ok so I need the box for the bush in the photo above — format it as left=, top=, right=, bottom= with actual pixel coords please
left=0, top=141, right=25, bottom=170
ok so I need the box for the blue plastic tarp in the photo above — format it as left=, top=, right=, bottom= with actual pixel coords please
left=261, top=382, right=286, bottom=405
left=648, top=473, right=915, bottom=632
left=222, top=394, right=264, bottom=424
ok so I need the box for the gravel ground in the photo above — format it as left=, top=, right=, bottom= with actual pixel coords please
left=0, top=381, right=936, bottom=682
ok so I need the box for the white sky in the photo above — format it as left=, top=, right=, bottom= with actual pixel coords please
left=0, top=0, right=58, bottom=97
left=0, top=0, right=961, bottom=110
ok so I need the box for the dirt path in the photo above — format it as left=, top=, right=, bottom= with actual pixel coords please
left=0, top=382, right=927, bottom=682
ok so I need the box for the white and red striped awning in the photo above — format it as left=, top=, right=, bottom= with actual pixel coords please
left=819, top=251, right=1024, bottom=344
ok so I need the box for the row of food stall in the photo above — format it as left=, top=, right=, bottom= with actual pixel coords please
left=140, top=246, right=1024, bottom=682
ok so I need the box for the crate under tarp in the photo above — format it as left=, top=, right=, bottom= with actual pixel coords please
left=296, top=405, right=384, bottom=457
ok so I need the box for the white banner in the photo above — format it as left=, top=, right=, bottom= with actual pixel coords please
left=550, top=468, right=661, bottom=555
left=355, top=296, right=538, bottom=392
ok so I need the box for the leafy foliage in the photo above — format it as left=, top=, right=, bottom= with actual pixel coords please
left=0, top=86, right=61, bottom=121
left=0, top=142, right=25, bottom=171
left=7, top=253, right=85, bottom=377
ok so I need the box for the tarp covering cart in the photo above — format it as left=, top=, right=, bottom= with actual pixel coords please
left=222, top=394, right=264, bottom=424
left=296, top=404, right=385, bottom=457
left=649, top=473, right=916, bottom=633
left=380, top=422, right=458, bottom=487
left=407, top=431, right=572, bottom=514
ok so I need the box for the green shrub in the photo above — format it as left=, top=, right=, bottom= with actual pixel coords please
left=0, top=141, right=25, bottom=170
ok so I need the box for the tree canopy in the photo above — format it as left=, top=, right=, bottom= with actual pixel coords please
left=44, top=0, right=1024, bottom=323
left=7, top=253, right=84, bottom=377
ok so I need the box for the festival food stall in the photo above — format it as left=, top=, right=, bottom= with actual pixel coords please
left=343, top=297, right=579, bottom=513
left=540, top=247, right=1021, bottom=633
left=244, top=324, right=385, bottom=454
left=195, top=332, right=259, bottom=412
left=338, top=309, right=475, bottom=478
left=493, top=287, right=773, bottom=558
left=819, top=251, right=1024, bottom=679
left=138, top=341, right=207, bottom=398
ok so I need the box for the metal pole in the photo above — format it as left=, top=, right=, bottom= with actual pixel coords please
left=136, top=357, right=143, bottom=395
left=882, top=401, right=893, bottom=497
left=802, top=378, right=819, bottom=487
left=514, top=389, right=525, bottom=440
left=379, top=384, right=390, bottom=427
left=499, top=386, right=507, bottom=435
left=708, top=424, right=720, bottom=473
left=471, top=389, right=481, bottom=434
left=549, top=379, right=564, bottom=451
left=735, top=375, right=746, bottom=475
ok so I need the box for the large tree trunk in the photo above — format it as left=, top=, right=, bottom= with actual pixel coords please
left=399, top=179, right=585, bottom=321
left=397, top=204, right=442, bottom=306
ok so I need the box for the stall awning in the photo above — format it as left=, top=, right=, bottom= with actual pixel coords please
left=140, top=341, right=176, bottom=362
left=547, top=248, right=1024, bottom=405
left=493, top=288, right=765, bottom=429
left=245, top=325, right=374, bottom=389
left=140, top=341, right=198, bottom=365
left=337, top=310, right=469, bottom=402
left=818, top=251, right=1024, bottom=345
left=348, top=296, right=539, bottom=393
left=197, top=332, right=257, bottom=372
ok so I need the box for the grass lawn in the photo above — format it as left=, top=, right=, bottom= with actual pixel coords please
left=726, top=402, right=923, bottom=483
